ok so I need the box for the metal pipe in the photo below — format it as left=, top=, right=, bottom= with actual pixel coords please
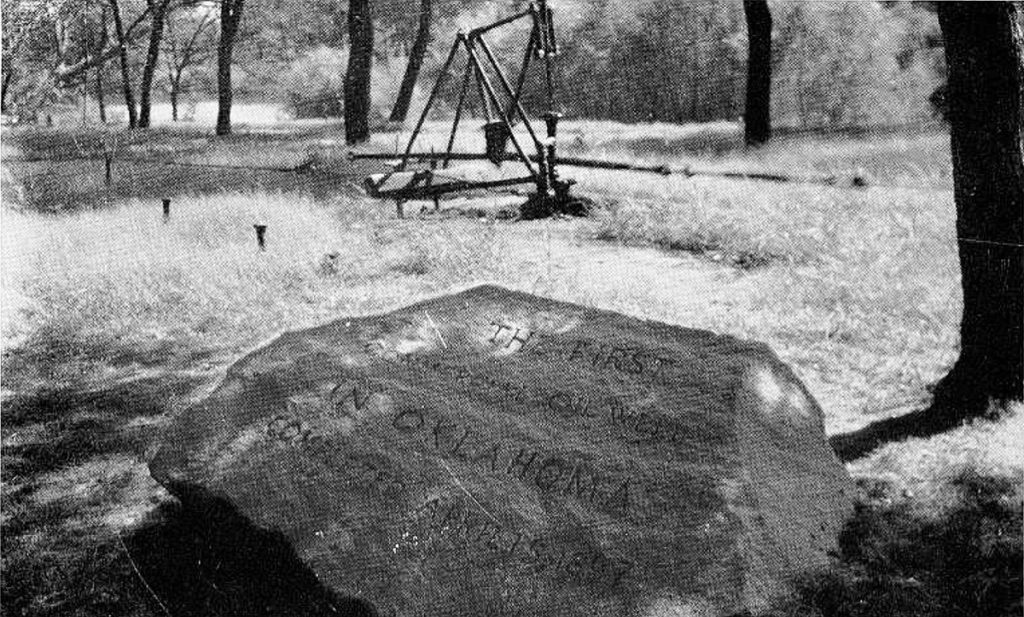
left=468, top=9, right=531, bottom=37
left=371, top=174, right=535, bottom=200
left=543, top=111, right=560, bottom=190
left=539, top=0, right=560, bottom=193
left=539, top=0, right=556, bottom=111
left=352, top=150, right=675, bottom=174
left=352, top=151, right=862, bottom=187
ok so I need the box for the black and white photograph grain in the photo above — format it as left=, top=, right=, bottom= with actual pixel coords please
left=0, top=0, right=1021, bottom=615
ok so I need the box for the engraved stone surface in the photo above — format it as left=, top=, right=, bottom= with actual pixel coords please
left=150, top=285, right=854, bottom=616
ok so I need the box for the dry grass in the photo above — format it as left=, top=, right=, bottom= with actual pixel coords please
left=0, top=184, right=523, bottom=616
left=1, top=192, right=517, bottom=379
left=1, top=121, right=1019, bottom=617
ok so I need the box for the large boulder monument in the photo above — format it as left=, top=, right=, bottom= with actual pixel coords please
left=151, top=285, right=853, bottom=616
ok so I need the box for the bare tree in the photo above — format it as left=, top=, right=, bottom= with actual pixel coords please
left=1, top=0, right=62, bottom=114
left=743, top=0, right=772, bottom=146
left=1, top=0, right=35, bottom=113
left=138, top=0, right=174, bottom=128
left=215, top=0, right=244, bottom=136
left=95, top=7, right=109, bottom=122
left=0, top=69, right=11, bottom=114
left=344, top=0, right=373, bottom=144
left=163, top=7, right=216, bottom=121
left=95, top=66, right=107, bottom=121
left=388, top=0, right=431, bottom=123
left=931, top=2, right=1023, bottom=412
left=107, top=0, right=138, bottom=128
left=83, top=4, right=110, bottom=123
left=52, top=4, right=151, bottom=86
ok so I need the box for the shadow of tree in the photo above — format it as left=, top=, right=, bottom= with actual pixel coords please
left=1, top=373, right=205, bottom=481
left=766, top=471, right=1022, bottom=617
left=829, top=401, right=1003, bottom=463
left=1, top=370, right=209, bottom=617
left=1, top=372, right=199, bottom=428
left=125, top=488, right=379, bottom=617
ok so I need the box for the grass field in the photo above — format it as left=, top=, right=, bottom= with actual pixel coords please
left=1, top=121, right=1020, bottom=616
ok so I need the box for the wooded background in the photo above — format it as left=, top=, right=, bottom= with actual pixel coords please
left=2, top=0, right=946, bottom=132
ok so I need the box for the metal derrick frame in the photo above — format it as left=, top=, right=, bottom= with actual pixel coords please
left=362, top=0, right=567, bottom=205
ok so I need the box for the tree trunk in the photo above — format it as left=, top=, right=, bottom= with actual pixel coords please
left=1, top=70, right=12, bottom=114
left=138, top=0, right=171, bottom=128
left=931, top=2, right=1023, bottom=413
left=96, top=7, right=109, bottom=123
left=170, top=85, right=179, bottom=121
left=82, top=74, right=89, bottom=125
left=389, top=0, right=431, bottom=123
left=96, top=67, right=107, bottom=122
left=743, top=0, right=772, bottom=147
left=216, top=0, right=244, bottom=136
left=109, top=0, right=138, bottom=128
left=344, top=0, right=373, bottom=144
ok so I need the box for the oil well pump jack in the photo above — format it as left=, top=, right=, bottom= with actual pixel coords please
left=351, top=0, right=593, bottom=219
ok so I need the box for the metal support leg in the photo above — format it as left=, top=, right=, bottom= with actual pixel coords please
left=463, top=38, right=538, bottom=180
left=399, top=37, right=462, bottom=171
left=444, top=59, right=474, bottom=169
left=476, top=35, right=543, bottom=150
left=474, top=60, right=493, bottom=122
left=475, top=34, right=549, bottom=194
left=504, top=22, right=536, bottom=125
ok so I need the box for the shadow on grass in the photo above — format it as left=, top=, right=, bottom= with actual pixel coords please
left=1, top=517, right=154, bottom=617
left=98, top=470, right=1024, bottom=617
left=8, top=160, right=371, bottom=213
left=766, top=471, right=1022, bottom=617
left=4, top=124, right=390, bottom=214
left=1, top=372, right=201, bottom=428
left=1, top=370, right=207, bottom=480
left=828, top=393, right=1007, bottom=463
left=2, top=415, right=145, bottom=478
left=1, top=369, right=206, bottom=613
left=829, top=408, right=962, bottom=463
left=125, top=488, right=379, bottom=617
left=0, top=493, right=378, bottom=617
left=0, top=363, right=378, bottom=616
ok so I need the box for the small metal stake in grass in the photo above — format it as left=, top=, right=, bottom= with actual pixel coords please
left=162, top=198, right=171, bottom=222
left=254, top=224, right=267, bottom=251
left=104, top=153, right=113, bottom=186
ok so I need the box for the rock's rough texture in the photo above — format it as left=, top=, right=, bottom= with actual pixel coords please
left=151, top=285, right=853, bottom=617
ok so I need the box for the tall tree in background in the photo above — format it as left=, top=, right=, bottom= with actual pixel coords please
left=344, top=0, right=373, bottom=144
left=388, top=0, right=431, bottom=123
left=743, top=0, right=772, bottom=146
left=931, top=2, right=1023, bottom=414
left=90, top=6, right=109, bottom=123
left=50, top=4, right=152, bottom=88
left=163, top=8, right=217, bottom=121
left=108, top=0, right=138, bottom=128
left=215, top=0, right=244, bottom=136
left=138, top=0, right=173, bottom=128
left=1, top=0, right=40, bottom=114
